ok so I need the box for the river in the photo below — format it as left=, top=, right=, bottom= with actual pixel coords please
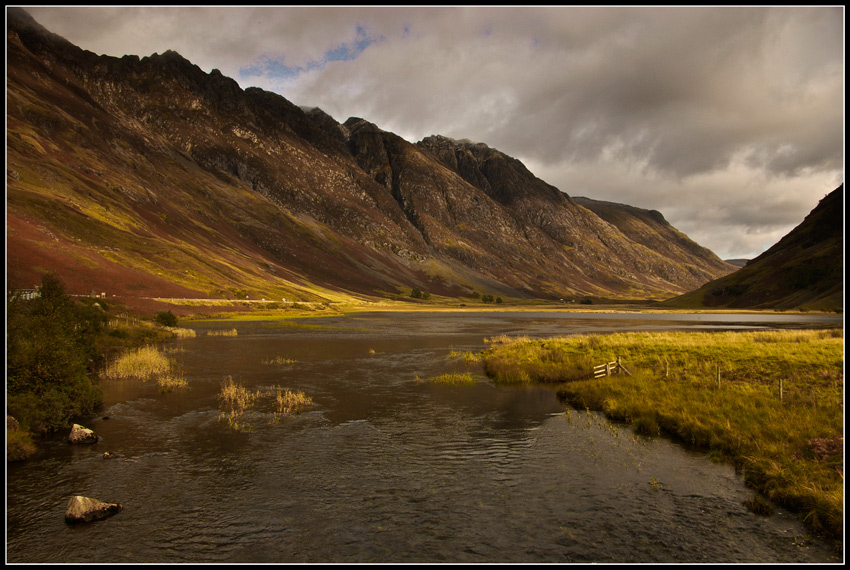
left=6, top=310, right=843, bottom=563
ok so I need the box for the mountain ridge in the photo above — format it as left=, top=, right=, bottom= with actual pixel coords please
left=662, top=185, right=843, bottom=311
left=6, top=8, right=737, bottom=311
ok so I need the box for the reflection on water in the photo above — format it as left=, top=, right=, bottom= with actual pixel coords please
left=6, top=311, right=842, bottom=563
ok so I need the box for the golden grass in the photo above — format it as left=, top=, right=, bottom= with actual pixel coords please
left=208, top=328, right=238, bottom=337
left=102, top=344, right=188, bottom=392
left=262, top=356, right=298, bottom=365
left=448, top=348, right=482, bottom=364
left=271, top=386, right=314, bottom=421
left=482, top=329, right=844, bottom=542
left=218, top=378, right=315, bottom=430
left=429, top=372, right=477, bottom=385
left=218, top=376, right=261, bottom=431
left=103, top=345, right=171, bottom=380
left=166, top=327, right=197, bottom=338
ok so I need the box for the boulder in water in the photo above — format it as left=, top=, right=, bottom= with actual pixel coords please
left=68, top=423, right=98, bottom=444
left=64, top=495, right=122, bottom=523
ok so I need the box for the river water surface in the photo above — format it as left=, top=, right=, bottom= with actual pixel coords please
left=6, top=310, right=844, bottom=563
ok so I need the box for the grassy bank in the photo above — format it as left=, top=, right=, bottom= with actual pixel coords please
left=481, top=329, right=844, bottom=543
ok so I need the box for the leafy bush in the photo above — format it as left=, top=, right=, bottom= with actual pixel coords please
left=155, top=310, right=178, bottom=327
left=6, top=273, right=105, bottom=432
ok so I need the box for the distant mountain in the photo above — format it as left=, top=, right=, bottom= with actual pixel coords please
left=6, top=8, right=735, bottom=309
left=571, top=196, right=736, bottom=286
left=663, top=185, right=844, bottom=311
left=724, top=259, right=750, bottom=267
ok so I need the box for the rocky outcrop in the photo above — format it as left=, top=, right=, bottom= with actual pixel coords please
left=68, top=424, right=98, bottom=444
left=64, top=495, right=122, bottom=523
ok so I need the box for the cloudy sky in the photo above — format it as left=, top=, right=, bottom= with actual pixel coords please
left=23, top=6, right=844, bottom=260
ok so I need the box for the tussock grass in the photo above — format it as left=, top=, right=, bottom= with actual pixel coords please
left=263, top=356, right=298, bottom=365
left=430, top=372, right=477, bottom=385
left=102, top=344, right=188, bottom=392
left=166, top=327, right=196, bottom=338
left=271, top=386, right=314, bottom=421
left=218, top=376, right=261, bottom=431
left=208, top=328, right=238, bottom=337
left=449, top=348, right=481, bottom=364
left=482, top=329, right=844, bottom=542
left=218, top=378, right=315, bottom=430
left=103, top=345, right=171, bottom=380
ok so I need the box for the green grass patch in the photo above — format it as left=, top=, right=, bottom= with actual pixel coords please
left=481, top=329, right=844, bottom=542
left=429, top=372, right=477, bottom=385
left=448, top=348, right=482, bottom=364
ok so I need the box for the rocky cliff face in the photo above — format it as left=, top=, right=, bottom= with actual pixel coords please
left=6, top=8, right=735, bottom=306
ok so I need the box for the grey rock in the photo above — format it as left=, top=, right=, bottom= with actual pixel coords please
left=64, top=495, right=122, bottom=523
left=68, top=423, right=98, bottom=444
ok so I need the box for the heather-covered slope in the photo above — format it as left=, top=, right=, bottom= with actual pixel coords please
left=663, top=185, right=844, bottom=311
left=6, top=8, right=735, bottom=309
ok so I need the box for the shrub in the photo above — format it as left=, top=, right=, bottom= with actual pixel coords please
left=6, top=428, right=37, bottom=462
left=155, top=310, right=178, bottom=327
left=6, top=273, right=104, bottom=432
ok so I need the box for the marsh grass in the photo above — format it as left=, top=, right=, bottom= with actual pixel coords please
left=263, top=356, right=298, bottom=365
left=218, top=378, right=315, bottom=429
left=103, top=345, right=171, bottom=380
left=271, top=386, right=314, bottom=422
left=482, top=329, right=844, bottom=541
left=218, top=376, right=261, bottom=431
left=166, top=327, right=196, bottom=338
left=448, top=348, right=482, bottom=364
left=102, top=344, right=188, bottom=392
left=430, top=372, right=477, bottom=385
left=208, top=328, right=238, bottom=337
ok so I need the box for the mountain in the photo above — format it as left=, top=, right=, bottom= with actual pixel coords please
left=571, top=196, right=735, bottom=286
left=663, top=185, right=844, bottom=311
left=6, top=8, right=735, bottom=311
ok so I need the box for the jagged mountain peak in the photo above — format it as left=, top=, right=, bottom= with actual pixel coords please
left=6, top=8, right=740, bottom=308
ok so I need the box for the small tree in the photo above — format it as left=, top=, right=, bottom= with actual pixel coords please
left=410, top=288, right=422, bottom=299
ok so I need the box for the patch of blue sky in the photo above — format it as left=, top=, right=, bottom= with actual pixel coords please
left=240, top=25, right=382, bottom=83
